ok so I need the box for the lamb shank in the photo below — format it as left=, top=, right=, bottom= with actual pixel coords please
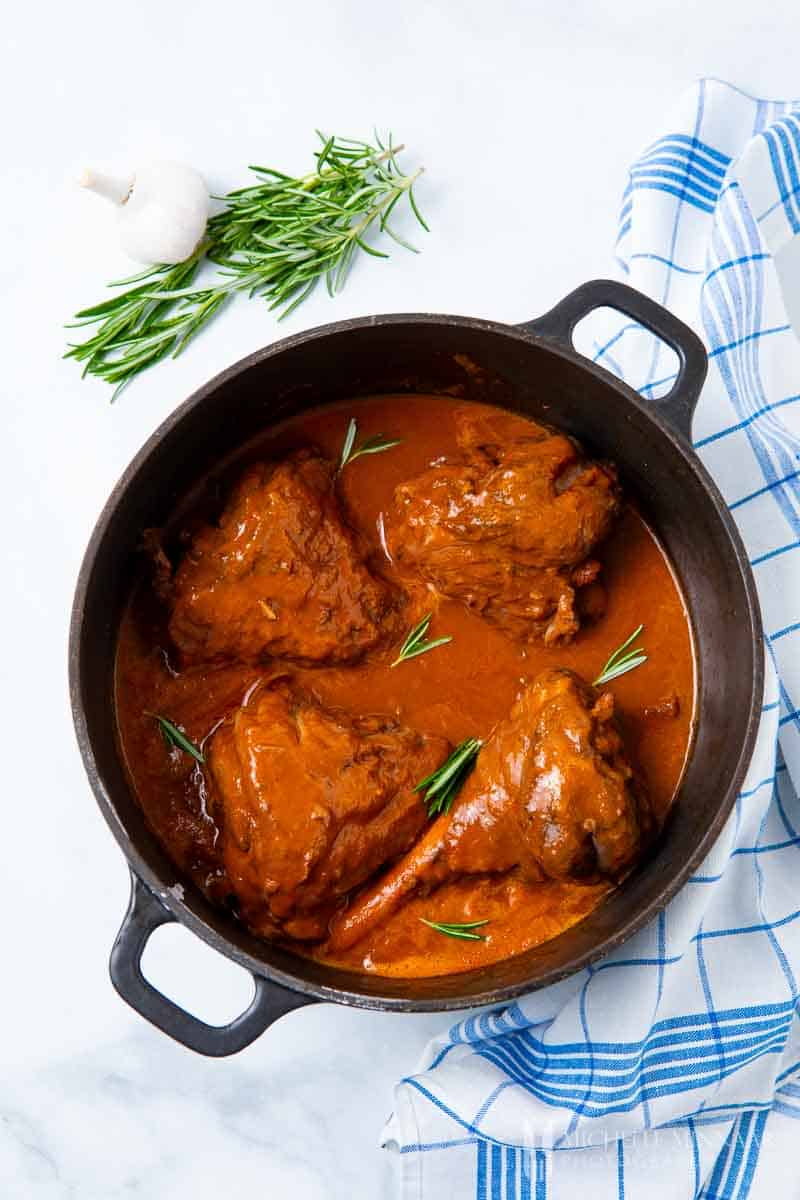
left=329, top=668, right=650, bottom=951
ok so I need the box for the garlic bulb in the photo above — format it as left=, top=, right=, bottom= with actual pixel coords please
left=79, top=161, right=209, bottom=265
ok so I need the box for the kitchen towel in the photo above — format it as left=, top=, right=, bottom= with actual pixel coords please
left=383, top=78, right=800, bottom=1199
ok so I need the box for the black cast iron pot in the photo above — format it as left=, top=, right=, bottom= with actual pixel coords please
left=69, top=280, right=763, bottom=1056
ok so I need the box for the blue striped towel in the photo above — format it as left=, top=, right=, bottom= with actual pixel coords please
left=383, top=79, right=800, bottom=1200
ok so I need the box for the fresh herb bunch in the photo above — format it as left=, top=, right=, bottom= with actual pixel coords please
left=66, top=133, right=427, bottom=401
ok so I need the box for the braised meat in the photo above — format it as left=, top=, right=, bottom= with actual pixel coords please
left=329, top=668, right=649, bottom=950
left=169, top=450, right=396, bottom=666
left=386, top=408, right=620, bottom=644
left=206, top=679, right=448, bottom=940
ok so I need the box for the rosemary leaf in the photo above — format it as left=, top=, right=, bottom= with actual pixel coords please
left=593, top=624, right=648, bottom=687
left=147, top=713, right=205, bottom=763
left=338, top=417, right=358, bottom=469
left=349, top=435, right=403, bottom=460
left=391, top=613, right=453, bottom=667
left=415, top=737, right=482, bottom=817
left=419, top=918, right=489, bottom=941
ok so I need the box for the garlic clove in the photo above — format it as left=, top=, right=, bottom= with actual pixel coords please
left=79, top=160, right=209, bottom=266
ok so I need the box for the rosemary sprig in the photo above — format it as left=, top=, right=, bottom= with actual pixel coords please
left=420, top=918, right=489, bottom=941
left=415, top=737, right=482, bottom=817
left=207, top=133, right=426, bottom=314
left=64, top=249, right=221, bottom=402
left=147, top=712, right=205, bottom=763
left=593, top=624, right=647, bottom=687
left=391, top=612, right=452, bottom=667
left=338, top=417, right=401, bottom=470
left=66, top=132, right=427, bottom=401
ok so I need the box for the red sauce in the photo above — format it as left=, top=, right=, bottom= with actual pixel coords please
left=115, top=395, right=695, bottom=978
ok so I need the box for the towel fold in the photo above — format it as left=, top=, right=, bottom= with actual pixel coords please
left=384, top=78, right=800, bottom=1200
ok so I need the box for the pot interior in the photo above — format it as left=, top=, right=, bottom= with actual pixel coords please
left=72, top=317, right=761, bottom=1008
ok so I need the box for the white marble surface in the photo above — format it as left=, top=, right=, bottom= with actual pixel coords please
left=3, top=2, right=800, bottom=1195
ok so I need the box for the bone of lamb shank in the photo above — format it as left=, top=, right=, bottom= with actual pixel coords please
left=328, top=668, right=649, bottom=951
left=206, top=678, right=449, bottom=941
left=169, top=449, right=396, bottom=666
left=386, top=408, right=621, bottom=645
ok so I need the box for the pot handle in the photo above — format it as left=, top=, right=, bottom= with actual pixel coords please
left=517, top=279, right=708, bottom=441
left=110, top=871, right=317, bottom=1056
